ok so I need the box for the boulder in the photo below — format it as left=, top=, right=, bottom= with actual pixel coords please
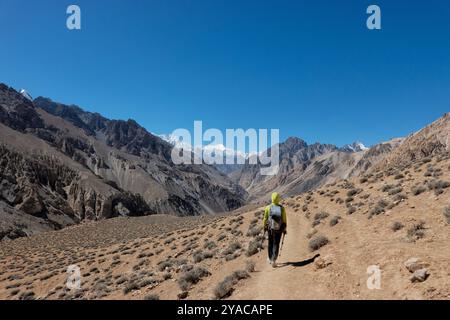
left=404, top=258, right=429, bottom=273
left=177, top=291, right=189, bottom=300
left=314, top=255, right=333, bottom=270
left=410, top=268, right=429, bottom=283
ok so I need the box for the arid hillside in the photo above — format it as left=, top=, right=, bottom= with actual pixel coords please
left=0, top=149, right=449, bottom=300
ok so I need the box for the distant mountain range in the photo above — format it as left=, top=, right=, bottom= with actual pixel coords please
left=1, top=83, right=448, bottom=240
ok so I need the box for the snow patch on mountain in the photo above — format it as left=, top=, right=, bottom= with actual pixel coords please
left=342, top=141, right=369, bottom=152
left=20, top=89, right=33, bottom=101
left=157, top=133, right=252, bottom=162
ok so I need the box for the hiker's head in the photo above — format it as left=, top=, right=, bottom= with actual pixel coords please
left=271, top=192, right=281, bottom=205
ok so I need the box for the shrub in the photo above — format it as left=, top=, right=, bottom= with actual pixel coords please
left=157, top=258, right=187, bottom=271
left=245, top=261, right=256, bottom=273
left=311, top=219, right=321, bottom=227
left=407, top=222, right=426, bottom=240
left=394, top=173, right=404, bottom=180
left=369, top=199, right=390, bottom=218
left=19, top=291, right=35, bottom=300
left=115, top=276, right=128, bottom=285
left=223, top=242, right=242, bottom=255
left=139, top=277, right=157, bottom=288
left=225, top=252, right=241, bottom=261
left=9, top=289, right=20, bottom=296
left=427, top=179, right=450, bottom=195
left=347, top=207, right=356, bottom=215
left=164, top=237, right=175, bottom=245
left=193, top=250, right=214, bottom=263
left=388, top=187, right=403, bottom=195
left=312, top=211, right=329, bottom=226
left=178, top=267, right=211, bottom=291
left=428, top=180, right=450, bottom=190
left=393, top=193, right=408, bottom=202
left=123, top=281, right=139, bottom=294
left=314, top=211, right=329, bottom=221
left=157, top=260, right=173, bottom=272
left=381, top=184, right=394, bottom=192
left=347, top=189, right=359, bottom=197
left=163, top=272, right=172, bottom=280
left=214, top=276, right=235, bottom=299
left=246, top=226, right=262, bottom=238
left=309, top=235, right=329, bottom=251
left=204, top=241, right=217, bottom=250
left=144, top=294, right=159, bottom=300
left=411, top=186, right=426, bottom=196
left=391, top=221, right=404, bottom=232
left=443, top=205, right=450, bottom=224
left=232, top=270, right=250, bottom=281
left=231, top=229, right=243, bottom=237
left=246, top=239, right=263, bottom=257
left=214, top=270, right=250, bottom=299
left=345, top=197, right=354, bottom=203
left=329, top=216, right=341, bottom=227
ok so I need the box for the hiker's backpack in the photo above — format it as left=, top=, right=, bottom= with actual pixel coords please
left=268, top=204, right=283, bottom=231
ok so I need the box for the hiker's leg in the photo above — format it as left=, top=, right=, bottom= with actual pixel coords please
left=273, top=232, right=282, bottom=261
left=267, top=231, right=274, bottom=261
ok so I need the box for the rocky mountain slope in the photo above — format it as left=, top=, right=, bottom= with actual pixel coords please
left=0, top=84, right=245, bottom=240
left=229, top=137, right=339, bottom=200
left=373, top=113, right=450, bottom=172
left=0, top=142, right=448, bottom=300
left=228, top=131, right=431, bottom=202
left=228, top=136, right=389, bottom=201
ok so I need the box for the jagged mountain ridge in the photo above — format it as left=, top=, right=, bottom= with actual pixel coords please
left=229, top=137, right=340, bottom=200
left=228, top=112, right=449, bottom=201
left=229, top=137, right=406, bottom=201
left=0, top=84, right=246, bottom=240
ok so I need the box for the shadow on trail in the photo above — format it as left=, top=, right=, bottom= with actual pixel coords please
left=278, top=254, right=320, bottom=268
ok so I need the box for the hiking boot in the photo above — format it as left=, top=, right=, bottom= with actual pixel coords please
left=271, top=260, right=277, bottom=268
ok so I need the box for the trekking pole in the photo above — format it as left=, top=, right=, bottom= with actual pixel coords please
left=279, top=233, right=285, bottom=256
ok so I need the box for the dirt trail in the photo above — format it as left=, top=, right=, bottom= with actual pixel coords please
left=233, top=213, right=337, bottom=300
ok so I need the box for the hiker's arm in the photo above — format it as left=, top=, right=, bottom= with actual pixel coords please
left=262, top=207, right=269, bottom=230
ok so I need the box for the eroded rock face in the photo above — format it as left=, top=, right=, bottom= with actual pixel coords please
left=16, top=188, right=44, bottom=216
left=0, top=143, right=151, bottom=230
left=0, top=84, right=246, bottom=239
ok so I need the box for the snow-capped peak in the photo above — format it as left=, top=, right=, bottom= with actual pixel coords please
left=19, top=89, right=33, bottom=101
left=342, top=141, right=368, bottom=152
left=157, top=133, right=250, bottom=160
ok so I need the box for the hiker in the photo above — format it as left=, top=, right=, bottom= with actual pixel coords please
left=263, top=192, right=287, bottom=267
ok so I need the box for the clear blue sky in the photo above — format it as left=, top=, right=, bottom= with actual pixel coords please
left=1, top=0, right=449, bottom=147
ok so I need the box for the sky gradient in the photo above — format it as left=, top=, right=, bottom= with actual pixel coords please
left=1, top=0, right=449, bottom=148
